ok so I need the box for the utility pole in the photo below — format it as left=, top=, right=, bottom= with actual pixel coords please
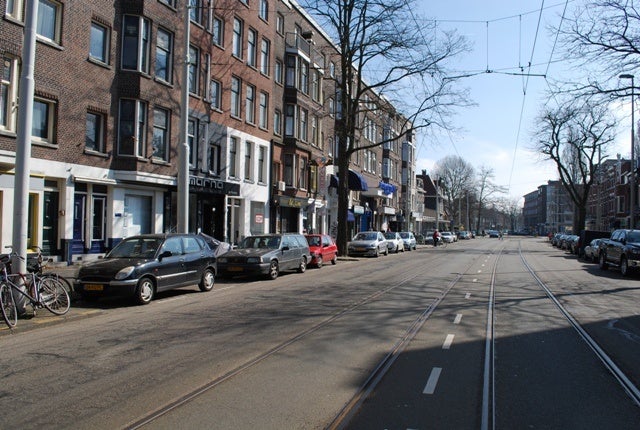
left=177, top=1, right=191, bottom=233
left=620, top=74, right=635, bottom=229
left=13, top=0, right=39, bottom=275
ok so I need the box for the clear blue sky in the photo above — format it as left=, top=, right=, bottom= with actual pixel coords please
left=414, top=0, right=633, bottom=203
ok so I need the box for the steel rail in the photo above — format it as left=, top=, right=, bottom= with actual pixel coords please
left=518, top=241, right=640, bottom=407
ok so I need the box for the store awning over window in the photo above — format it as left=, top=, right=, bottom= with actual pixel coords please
left=329, top=170, right=369, bottom=191
left=347, top=210, right=355, bottom=222
left=378, top=181, right=397, bottom=195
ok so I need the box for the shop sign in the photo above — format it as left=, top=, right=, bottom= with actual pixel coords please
left=353, top=205, right=365, bottom=214
left=255, top=214, right=264, bottom=224
left=189, top=176, right=240, bottom=196
left=278, top=196, right=307, bottom=208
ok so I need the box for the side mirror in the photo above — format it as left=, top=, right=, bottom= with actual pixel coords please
left=159, top=250, right=172, bottom=261
left=282, top=246, right=290, bottom=251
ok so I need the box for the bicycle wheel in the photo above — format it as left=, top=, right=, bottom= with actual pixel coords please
left=39, top=278, right=70, bottom=315
left=0, top=282, right=17, bottom=328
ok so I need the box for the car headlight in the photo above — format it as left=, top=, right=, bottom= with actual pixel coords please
left=115, top=266, right=136, bottom=280
left=218, top=257, right=228, bottom=263
left=247, top=257, right=261, bottom=264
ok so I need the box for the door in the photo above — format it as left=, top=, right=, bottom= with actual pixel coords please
left=72, top=194, right=86, bottom=255
left=42, top=191, right=59, bottom=255
left=156, top=236, right=186, bottom=291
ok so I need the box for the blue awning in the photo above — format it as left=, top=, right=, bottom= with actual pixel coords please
left=347, top=210, right=355, bottom=222
left=328, top=170, right=369, bottom=191
left=378, top=181, right=397, bottom=195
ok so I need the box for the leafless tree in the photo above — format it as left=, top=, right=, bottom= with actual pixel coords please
left=301, top=0, right=469, bottom=253
left=533, top=98, right=617, bottom=234
left=432, top=155, right=475, bottom=230
left=474, top=166, right=507, bottom=234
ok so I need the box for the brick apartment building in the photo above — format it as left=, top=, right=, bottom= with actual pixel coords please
left=0, top=0, right=411, bottom=262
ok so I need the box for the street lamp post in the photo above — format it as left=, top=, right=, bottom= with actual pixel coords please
left=620, top=74, right=635, bottom=229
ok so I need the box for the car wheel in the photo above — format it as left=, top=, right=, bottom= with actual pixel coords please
left=298, top=257, right=307, bottom=273
left=599, top=252, right=608, bottom=270
left=331, top=254, right=337, bottom=265
left=384, top=247, right=388, bottom=256
left=621, top=256, right=631, bottom=276
left=199, top=268, right=215, bottom=292
left=134, top=277, right=155, bottom=305
left=268, top=260, right=279, bottom=280
left=316, top=256, right=323, bottom=268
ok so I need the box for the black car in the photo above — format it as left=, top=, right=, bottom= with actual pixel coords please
left=75, top=233, right=218, bottom=305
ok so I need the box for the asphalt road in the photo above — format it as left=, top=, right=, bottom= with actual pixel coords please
left=0, top=237, right=639, bottom=429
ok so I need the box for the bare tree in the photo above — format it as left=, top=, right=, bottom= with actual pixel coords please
left=474, top=166, right=507, bottom=234
left=432, top=155, right=475, bottom=230
left=534, top=98, right=617, bottom=233
left=301, top=0, right=469, bottom=254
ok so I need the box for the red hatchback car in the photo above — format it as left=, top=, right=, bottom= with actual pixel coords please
left=305, top=234, right=338, bottom=268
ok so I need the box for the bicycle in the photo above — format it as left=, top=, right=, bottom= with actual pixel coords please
left=434, top=237, right=448, bottom=248
left=0, top=249, right=70, bottom=329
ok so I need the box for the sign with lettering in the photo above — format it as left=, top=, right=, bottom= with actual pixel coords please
left=189, top=176, right=240, bottom=196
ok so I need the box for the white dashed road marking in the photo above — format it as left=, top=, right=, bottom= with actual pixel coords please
left=423, top=367, right=443, bottom=394
left=442, top=334, right=455, bottom=349
left=454, top=313, right=462, bottom=324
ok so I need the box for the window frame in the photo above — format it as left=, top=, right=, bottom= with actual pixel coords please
left=232, top=17, right=244, bottom=59
left=152, top=106, right=170, bottom=161
left=258, top=145, right=267, bottom=183
left=118, top=98, right=147, bottom=158
left=212, top=15, right=224, bottom=47
left=188, top=45, right=200, bottom=94
left=36, top=0, right=62, bottom=44
left=1, top=56, right=19, bottom=133
left=89, top=21, right=110, bottom=65
left=230, top=76, right=242, bottom=118
left=244, top=141, right=253, bottom=180
left=188, top=118, right=198, bottom=168
left=32, top=97, right=56, bottom=144
left=121, top=15, right=150, bottom=73
left=85, top=111, right=106, bottom=153
left=245, top=84, right=256, bottom=124
left=210, top=79, right=222, bottom=110
left=259, top=91, right=268, bottom=130
left=229, top=136, right=238, bottom=178
left=247, top=28, right=257, bottom=68
left=259, top=0, right=268, bottom=21
left=155, top=27, right=174, bottom=83
left=260, top=38, right=270, bottom=76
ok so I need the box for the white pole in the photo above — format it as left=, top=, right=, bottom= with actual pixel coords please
left=177, top=2, right=191, bottom=233
left=12, top=0, right=39, bottom=273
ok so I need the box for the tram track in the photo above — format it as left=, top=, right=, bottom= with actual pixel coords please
left=124, top=246, right=489, bottom=430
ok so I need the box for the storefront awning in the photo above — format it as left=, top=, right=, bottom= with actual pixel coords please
left=329, top=170, right=369, bottom=191
left=347, top=210, right=355, bottom=222
left=378, top=181, right=397, bottom=195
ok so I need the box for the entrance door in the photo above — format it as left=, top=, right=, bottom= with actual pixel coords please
left=42, top=191, right=59, bottom=255
left=72, top=194, right=86, bottom=255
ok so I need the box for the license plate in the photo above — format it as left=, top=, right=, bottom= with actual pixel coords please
left=84, top=284, right=104, bottom=291
left=228, top=266, right=243, bottom=272
left=355, top=247, right=365, bottom=252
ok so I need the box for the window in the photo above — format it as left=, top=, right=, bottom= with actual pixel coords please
left=274, top=59, right=283, bottom=84
left=274, top=109, right=282, bottom=136
left=310, top=165, right=317, bottom=193
left=208, top=140, right=221, bottom=174
left=259, top=0, right=268, bottom=21
left=260, top=38, right=270, bottom=75
left=92, top=196, right=106, bottom=241
left=259, top=92, right=268, bottom=129
left=328, top=97, right=334, bottom=117
left=285, top=55, right=296, bottom=87
left=232, top=18, right=243, bottom=59
left=299, top=108, right=308, bottom=141
left=36, top=0, right=61, bottom=43
left=122, top=15, right=150, bottom=73
left=1, top=56, right=18, bottom=132
left=158, top=0, right=176, bottom=7
left=245, top=84, right=255, bottom=124
left=311, top=70, right=321, bottom=101
left=229, top=137, right=238, bottom=177
left=210, top=79, right=221, bottom=110
left=276, top=13, right=284, bottom=35
left=212, top=16, right=224, bottom=46
left=151, top=107, right=169, bottom=161
left=310, top=115, right=318, bottom=146
left=155, top=28, right=173, bottom=83
left=299, top=156, right=307, bottom=190
left=5, top=0, right=23, bottom=20
left=86, top=111, right=105, bottom=153
left=244, top=141, right=252, bottom=180
left=188, top=45, right=199, bottom=94
left=329, top=61, right=335, bottom=78
left=300, top=60, right=309, bottom=94
left=247, top=29, right=257, bottom=67
left=231, top=76, right=241, bottom=118
left=284, top=154, right=294, bottom=186
left=188, top=118, right=197, bottom=167
left=89, top=22, right=110, bottom=64
left=118, top=99, right=147, bottom=157
left=32, top=98, right=56, bottom=143
left=285, top=104, right=295, bottom=136
left=189, top=0, right=203, bottom=25
left=258, top=146, right=267, bottom=183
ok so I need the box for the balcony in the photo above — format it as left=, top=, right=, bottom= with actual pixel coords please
left=285, top=33, right=311, bottom=58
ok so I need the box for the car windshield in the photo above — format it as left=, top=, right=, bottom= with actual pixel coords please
left=306, top=236, right=321, bottom=247
left=240, top=236, right=281, bottom=249
left=106, top=237, right=162, bottom=258
left=627, top=232, right=640, bottom=243
left=354, top=232, right=377, bottom=241
left=400, top=232, right=410, bottom=238
left=384, top=233, right=396, bottom=239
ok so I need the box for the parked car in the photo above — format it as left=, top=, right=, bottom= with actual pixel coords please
left=383, top=232, right=404, bottom=253
left=441, top=231, right=456, bottom=243
left=399, top=232, right=417, bottom=251
left=348, top=231, right=388, bottom=257
left=217, top=233, right=310, bottom=280
left=199, top=233, right=232, bottom=257
left=305, top=234, right=338, bottom=268
left=487, top=230, right=500, bottom=238
left=598, top=229, right=640, bottom=276
left=423, top=231, right=435, bottom=245
left=583, top=238, right=603, bottom=262
left=75, top=233, right=217, bottom=305
left=458, top=231, right=472, bottom=240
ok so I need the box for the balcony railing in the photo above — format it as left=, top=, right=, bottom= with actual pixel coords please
left=285, top=33, right=311, bottom=57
